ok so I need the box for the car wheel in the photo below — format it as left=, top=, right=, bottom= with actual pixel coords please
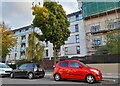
left=10, top=73, right=14, bottom=78
left=86, top=75, right=95, bottom=84
left=28, top=73, right=34, bottom=79
left=54, top=74, right=61, bottom=81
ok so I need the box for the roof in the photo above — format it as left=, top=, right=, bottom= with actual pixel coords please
left=67, top=11, right=82, bottom=17
left=12, top=25, right=32, bottom=32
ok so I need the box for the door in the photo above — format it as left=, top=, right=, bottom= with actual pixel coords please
left=14, top=64, right=27, bottom=77
left=58, top=61, right=69, bottom=79
left=68, top=61, right=84, bottom=80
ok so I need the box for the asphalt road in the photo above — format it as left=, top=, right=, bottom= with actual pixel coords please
left=1, top=75, right=119, bottom=85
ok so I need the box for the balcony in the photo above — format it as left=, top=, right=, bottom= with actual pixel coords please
left=20, top=55, right=25, bottom=59
left=20, top=31, right=27, bottom=35
left=20, top=47, right=25, bottom=51
left=21, top=39, right=26, bottom=43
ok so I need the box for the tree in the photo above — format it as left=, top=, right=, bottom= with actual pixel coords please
left=106, top=30, right=120, bottom=54
left=32, top=2, right=70, bottom=65
left=95, top=30, right=120, bottom=55
left=25, top=32, right=45, bottom=63
left=0, top=22, right=17, bottom=62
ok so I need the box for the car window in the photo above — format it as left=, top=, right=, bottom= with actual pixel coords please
left=59, top=61, right=68, bottom=67
left=70, top=62, right=80, bottom=68
left=26, top=64, right=35, bottom=70
left=0, top=63, right=10, bottom=68
left=19, top=64, right=27, bottom=70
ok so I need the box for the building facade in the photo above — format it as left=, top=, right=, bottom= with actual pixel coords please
left=6, top=25, right=33, bottom=61
left=6, top=10, right=87, bottom=62
left=77, top=1, right=120, bottom=55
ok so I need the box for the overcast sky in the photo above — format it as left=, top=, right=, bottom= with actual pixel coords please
left=0, top=0, right=79, bottom=30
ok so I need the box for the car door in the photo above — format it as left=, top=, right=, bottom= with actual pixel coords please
left=68, top=61, right=84, bottom=80
left=58, top=61, right=69, bottom=79
left=14, top=64, right=27, bottom=77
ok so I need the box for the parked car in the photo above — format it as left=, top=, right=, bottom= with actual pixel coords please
left=53, top=60, right=102, bottom=84
left=10, top=63, right=45, bottom=79
left=0, top=62, right=13, bottom=77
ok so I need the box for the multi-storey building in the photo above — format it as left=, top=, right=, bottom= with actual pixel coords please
left=62, top=11, right=87, bottom=58
left=6, top=10, right=87, bottom=62
left=77, top=1, right=120, bottom=55
left=6, top=25, right=33, bottom=61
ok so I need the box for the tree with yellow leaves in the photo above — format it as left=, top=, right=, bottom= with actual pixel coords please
left=0, top=22, right=17, bottom=62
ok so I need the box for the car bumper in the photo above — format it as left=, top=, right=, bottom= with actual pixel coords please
left=34, top=71, right=45, bottom=77
left=0, top=74, right=10, bottom=77
left=95, top=74, right=102, bottom=81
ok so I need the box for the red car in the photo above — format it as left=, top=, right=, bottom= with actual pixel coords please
left=53, top=60, right=102, bottom=83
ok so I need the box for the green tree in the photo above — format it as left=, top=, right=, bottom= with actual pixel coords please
left=25, top=32, right=45, bottom=63
left=95, top=30, right=120, bottom=55
left=32, top=2, right=70, bottom=65
left=106, top=30, right=120, bottom=54
left=0, top=22, right=17, bottom=62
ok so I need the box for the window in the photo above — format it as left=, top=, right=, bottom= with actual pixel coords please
left=91, top=25, right=100, bottom=32
left=75, top=24, right=79, bottom=32
left=46, top=50, right=48, bottom=57
left=76, top=15, right=79, bottom=21
left=15, top=53, right=17, bottom=57
left=75, top=35, right=79, bottom=43
left=65, top=47, right=68, bottom=55
left=0, top=64, right=10, bottom=68
left=46, top=41, right=48, bottom=47
left=59, top=62, right=68, bottom=67
left=92, top=38, right=102, bottom=46
left=76, top=46, right=80, bottom=54
left=70, top=62, right=80, bottom=68
left=19, top=64, right=27, bottom=70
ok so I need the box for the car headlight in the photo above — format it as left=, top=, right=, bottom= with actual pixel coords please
left=90, top=69, right=99, bottom=75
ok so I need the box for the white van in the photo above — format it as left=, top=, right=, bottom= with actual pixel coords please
left=0, top=63, right=13, bottom=77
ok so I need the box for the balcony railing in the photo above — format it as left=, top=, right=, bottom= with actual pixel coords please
left=20, top=47, right=25, bottom=51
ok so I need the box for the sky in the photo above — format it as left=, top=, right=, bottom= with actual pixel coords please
left=0, top=0, right=79, bottom=30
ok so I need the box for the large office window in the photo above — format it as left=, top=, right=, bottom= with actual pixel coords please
left=76, top=46, right=80, bottom=54
left=75, top=24, right=79, bottom=32
left=75, top=35, right=79, bottom=43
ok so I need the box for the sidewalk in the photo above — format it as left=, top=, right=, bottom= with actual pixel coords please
left=45, top=70, right=120, bottom=79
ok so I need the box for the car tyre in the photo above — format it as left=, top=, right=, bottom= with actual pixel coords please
left=86, top=75, right=95, bottom=84
left=54, top=74, right=61, bottom=81
left=10, top=73, right=14, bottom=78
left=28, top=73, right=34, bottom=79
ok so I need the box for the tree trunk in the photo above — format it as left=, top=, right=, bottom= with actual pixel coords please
left=53, top=46, right=59, bottom=66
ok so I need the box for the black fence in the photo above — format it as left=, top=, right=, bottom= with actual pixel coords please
left=70, top=54, right=120, bottom=64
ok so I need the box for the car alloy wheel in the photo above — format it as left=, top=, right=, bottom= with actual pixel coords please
left=28, top=73, right=34, bottom=79
left=86, top=75, right=95, bottom=84
left=10, top=73, right=14, bottom=78
left=54, top=74, right=61, bottom=81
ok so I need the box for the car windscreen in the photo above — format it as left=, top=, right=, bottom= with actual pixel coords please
left=80, top=62, right=89, bottom=68
left=0, top=63, right=10, bottom=68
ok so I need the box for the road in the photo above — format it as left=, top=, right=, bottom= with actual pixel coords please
left=1, top=74, right=119, bottom=85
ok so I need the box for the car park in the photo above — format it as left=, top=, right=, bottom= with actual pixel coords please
left=53, top=60, right=102, bottom=84
left=0, top=62, right=13, bottom=77
left=10, top=63, right=45, bottom=79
